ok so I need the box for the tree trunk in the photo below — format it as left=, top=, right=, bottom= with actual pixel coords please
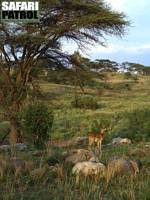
left=9, top=118, right=18, bottom=144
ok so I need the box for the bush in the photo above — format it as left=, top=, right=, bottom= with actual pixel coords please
left=22, top=103, right=54, bottom=149
left=124, top=72, right=133, bottom=79
left=71, top=95, right=99, bottom=109
left=124, top=72, right=139, bottom=82
left=113, top=108, right=150, bottom=142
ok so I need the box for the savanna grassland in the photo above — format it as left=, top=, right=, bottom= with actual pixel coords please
left=0, top=73, right=150, bottom=200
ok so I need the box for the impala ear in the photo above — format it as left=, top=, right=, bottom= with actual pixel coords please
left=101, top=128, right=107, bottom=132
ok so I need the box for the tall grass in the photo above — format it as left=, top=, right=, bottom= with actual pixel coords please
left=0, top=143, right=149, bottom=200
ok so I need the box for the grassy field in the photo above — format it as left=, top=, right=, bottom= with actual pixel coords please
left=0, top=73, right=150, bottom=200
left=40, top=73, right=150, bottom=140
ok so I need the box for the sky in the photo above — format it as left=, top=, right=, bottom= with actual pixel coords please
left=63, top=0, right=150, bottom=66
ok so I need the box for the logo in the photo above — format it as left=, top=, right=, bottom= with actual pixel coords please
left=0, top=0, right=40, bottom=23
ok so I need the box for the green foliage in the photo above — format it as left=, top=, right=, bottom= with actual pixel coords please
left=124, top=72, right=133, bottom=79
left=114, top=108, right=150, bottom=141
left=22, top=103, right=54, bottom=149
left=71, top=95, right=99, bottom=109
left=94, top=59, right=119, bottom=72
left=86, top=81, right=111, bottom=89
left=127, top=62, right=145, bottom=71
left=0, top=121, right=10, bottom=142
left=124, top=72, right=138, bottom=81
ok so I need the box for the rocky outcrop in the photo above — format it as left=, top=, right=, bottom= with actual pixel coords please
left=109, top=137, right=132, bottom=146
left=0, top=143, right=27, bottom=151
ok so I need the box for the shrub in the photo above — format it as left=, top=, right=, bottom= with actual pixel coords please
left=22, top=103, right=54, bottom=149
left=124, top=72, right=139, bottom=82
left=113, top=108, right=150, bottom=142
left=124, top=72, right=133, bottom=79
left=71, top=95, right=99, bottom=109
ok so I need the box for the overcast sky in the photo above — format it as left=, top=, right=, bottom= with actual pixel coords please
left=63, top=0, right=150, bottom=66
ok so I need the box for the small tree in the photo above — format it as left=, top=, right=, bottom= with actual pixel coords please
left=23, top=103, right=53, bottom=149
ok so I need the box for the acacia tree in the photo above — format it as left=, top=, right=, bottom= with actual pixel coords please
left=0, top=0, right=129, bottom=144
left=94, top=59, right=119, bottom=72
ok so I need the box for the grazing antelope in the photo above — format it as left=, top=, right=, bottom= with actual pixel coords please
left=88, top=128, right=107, bottom=154
left=72, top=158, right=106, bottom=184
left=106, top=158, right=142, bottom=185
